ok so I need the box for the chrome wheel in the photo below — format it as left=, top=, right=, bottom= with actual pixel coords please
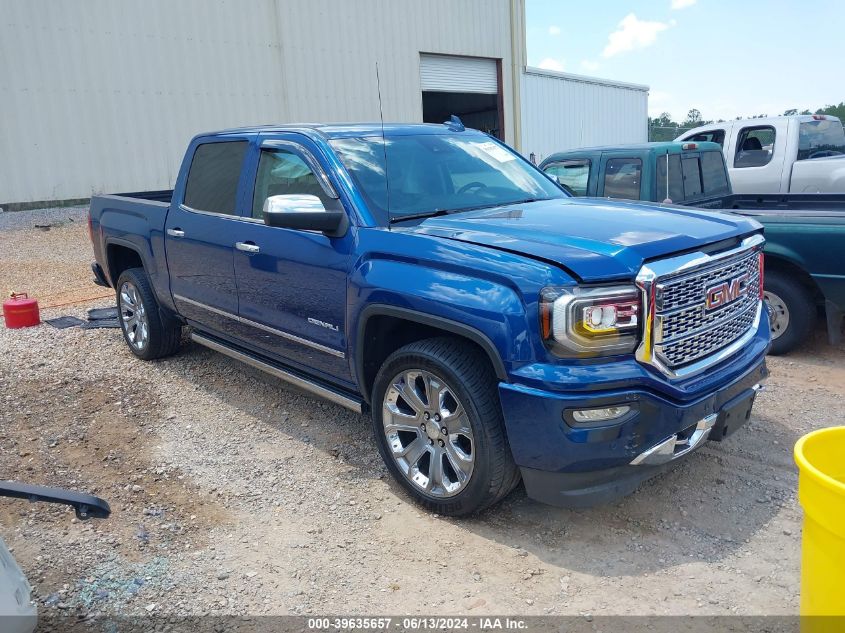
left=764, top=290, right=790, bottom=340
left=119, top=281, right=149, bottom=350
left=382, top=370, right=474, bottom=498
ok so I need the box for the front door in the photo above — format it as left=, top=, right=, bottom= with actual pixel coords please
left=232, top=134, right=354, bottom=385
left=165, top=138, right=249, bottom=337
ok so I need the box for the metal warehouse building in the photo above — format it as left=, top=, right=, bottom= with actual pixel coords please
left=0, top=0, right=648, bottom=207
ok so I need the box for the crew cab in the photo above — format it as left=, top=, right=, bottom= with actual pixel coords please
left=540, top=142, right=845, bottom=354
left=89, top=122, right=769, bottom=515
left=677, top=115, right=845, bottom=194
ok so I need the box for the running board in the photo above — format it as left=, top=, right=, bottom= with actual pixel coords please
left=190, top=332, right=363, bottom=413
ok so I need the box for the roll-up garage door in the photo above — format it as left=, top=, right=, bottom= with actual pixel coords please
left=420, top=54, right=498, bottom=94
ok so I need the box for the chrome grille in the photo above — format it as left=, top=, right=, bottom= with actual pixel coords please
left=653, top=248, right=761, bottom=370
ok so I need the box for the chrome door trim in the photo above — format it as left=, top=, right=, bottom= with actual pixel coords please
left=173, top=294, right=345, bottom=359
left=191, top=332, right=360, bottom=413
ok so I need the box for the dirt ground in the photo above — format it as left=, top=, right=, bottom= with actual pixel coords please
left=1, top=208, right=843, bottom=618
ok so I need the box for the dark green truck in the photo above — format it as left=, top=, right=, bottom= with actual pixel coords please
left=540, top=142, right=845, bottom=354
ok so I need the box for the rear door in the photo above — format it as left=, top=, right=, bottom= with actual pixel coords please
left=231, top=133, right=354, bottom=384
left=597, top=155, right=644, bottom=200
left=165, top=137, right=250, bottom=337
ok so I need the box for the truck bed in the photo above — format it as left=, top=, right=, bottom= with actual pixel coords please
left=694, top=193, right=845, bottom=216
left=88, top=190, right=175, bottom=291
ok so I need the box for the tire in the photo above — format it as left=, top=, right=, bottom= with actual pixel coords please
left=116, top=267, right=182, bottom=360
left=764, top=269, right=816, bottom=355
left=371, top=337, right=519, bottom=516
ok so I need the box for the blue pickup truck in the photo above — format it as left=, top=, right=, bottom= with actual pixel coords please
left=88, top=122, right=770, bottom=515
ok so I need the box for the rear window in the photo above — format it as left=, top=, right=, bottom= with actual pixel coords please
left=654, top=150, right=729, bottom=202
left=603, top=158, right=642, bottom=200
left=797, top=118, right=845, bottom=161
left=543, top=159, right=590, bottom=196
left=184, top=141, right=248, bottom=215
left=654, top=154, right=684, bottom=202
left=700, top=150, right=730, bottom=195
left=681, top=156, right=703, bottom=198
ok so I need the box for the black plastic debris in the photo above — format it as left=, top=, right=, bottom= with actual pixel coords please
left=44, top=316, right=85, bottom=329
left=81, top=318, right=120, bottom=329
left=87, top=306, right=118, bottom=320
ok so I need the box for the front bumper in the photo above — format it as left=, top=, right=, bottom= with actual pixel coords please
left=499, top=344, right=769, bottom=508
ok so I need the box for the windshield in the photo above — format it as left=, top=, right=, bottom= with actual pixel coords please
left=329, top=133, right=566, bottom=224
left=798, top=118, right=845, bottom=160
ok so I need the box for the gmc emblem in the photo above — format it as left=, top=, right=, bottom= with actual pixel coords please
left=705, top=273, right=749, bottom=311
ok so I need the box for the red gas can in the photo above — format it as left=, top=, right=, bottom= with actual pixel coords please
left=3, top=293, right=41, bottom=329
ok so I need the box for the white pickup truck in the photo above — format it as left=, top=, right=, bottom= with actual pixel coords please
left=678, top=114, right=845, bottom=194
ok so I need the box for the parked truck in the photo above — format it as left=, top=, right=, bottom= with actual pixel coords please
left=676, top=114, right=845, bottom=194
left=88, top=122, right=769, bottom=516
left=540, top=141, right=845, bottom=354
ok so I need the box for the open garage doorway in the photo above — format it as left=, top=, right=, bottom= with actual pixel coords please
left=420, top=54, right=504, bottom=140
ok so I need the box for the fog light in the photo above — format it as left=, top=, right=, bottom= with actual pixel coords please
left=571, top=406, right=631, bottom=423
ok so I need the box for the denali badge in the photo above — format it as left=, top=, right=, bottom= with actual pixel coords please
left=307, top=317, right=339, bottom=332
left=705, top=273, right=749, bottom=311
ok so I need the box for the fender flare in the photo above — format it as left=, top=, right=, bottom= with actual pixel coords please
left=103, top=237, right=152, bottom=285
left=355, top=304, right=509, bottom=395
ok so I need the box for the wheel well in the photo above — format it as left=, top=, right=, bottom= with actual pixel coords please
left=106, top=244, right=143, bottom=285
left=358, top=314, right=505, bottom=403
left=765, top=255, right=823, bottom=303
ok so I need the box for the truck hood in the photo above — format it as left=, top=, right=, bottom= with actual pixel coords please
left=407, top=198, right=761, bottom=282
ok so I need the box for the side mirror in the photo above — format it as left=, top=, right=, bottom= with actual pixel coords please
left=262, top=194, right=346, bottom=236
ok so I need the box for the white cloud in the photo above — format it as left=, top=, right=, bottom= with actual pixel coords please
left=548, top=25, right=561, bottom=36
left=602, top=13, right=672, bottom=58
left=580, top=59, right=600, bottom=72
left=538, top=57, right=565, bottom=72
left=670, top=0, right=697, bottom=9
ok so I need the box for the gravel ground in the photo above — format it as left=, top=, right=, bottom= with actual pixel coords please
left=1, top=206, right=844, bottom=620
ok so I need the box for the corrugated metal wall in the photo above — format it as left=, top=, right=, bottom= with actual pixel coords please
left=0, top=0, right=518, bottom=205
left=0, top=0, right=285, bottom=204
left=520, top=68, right=649, bottom=163
left=273, top=0, right=516, bottom=137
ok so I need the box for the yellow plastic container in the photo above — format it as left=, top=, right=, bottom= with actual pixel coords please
left=794, top=426, right=845, bottom=617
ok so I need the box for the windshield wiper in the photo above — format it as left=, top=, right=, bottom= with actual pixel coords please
left=388, top=209, right=455, bottom=224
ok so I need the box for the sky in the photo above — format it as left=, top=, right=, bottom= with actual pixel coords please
left=525, top=0, right=845, bottom=122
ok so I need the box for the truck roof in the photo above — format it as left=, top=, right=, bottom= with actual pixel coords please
left=199, top=122, right=478, bottom=140
left=544, top=141, right=723, bottom=161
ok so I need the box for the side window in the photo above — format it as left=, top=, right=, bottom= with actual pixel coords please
left=603, top=158, right=642, bottom=200
left=543, top=159, right=591, bottom=196
left=251, top=148, right=331, bottom=219
left=681, top=156, right=703, bottom=198
left=700, top=151, right=731, bottom=195
left=734, top=126, right=775, bottom=168
left=184, top=141, right=248, bottom=215
left=654, top=154, right=685, bottom=202
left=686, top=130, right=726, bottom=148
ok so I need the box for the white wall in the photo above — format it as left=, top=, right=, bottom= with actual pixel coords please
left=0, top=0, right=286, bottom=204
left=520, top=67, right=649, bottom=163
left=0, top=0, right=520, bottom=205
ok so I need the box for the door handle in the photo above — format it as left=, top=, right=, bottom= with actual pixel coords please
left=235, top=241, right=260, bottom=254
left=167, top=228, right=185, bottom=238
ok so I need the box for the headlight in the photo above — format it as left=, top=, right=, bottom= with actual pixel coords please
left=540, top=285, right=641, bottom=356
